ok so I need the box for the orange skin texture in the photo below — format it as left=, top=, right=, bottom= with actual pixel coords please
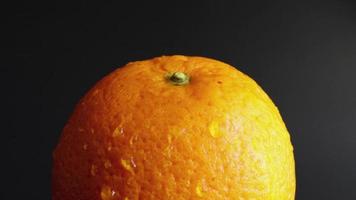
left=52, top=55, right=295, bottom=200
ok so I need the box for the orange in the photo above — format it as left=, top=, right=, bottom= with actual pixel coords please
left=52, top=55, right=295, bottom=200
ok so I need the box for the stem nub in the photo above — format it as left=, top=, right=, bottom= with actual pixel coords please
left=167, top=72, right=190, bottom=86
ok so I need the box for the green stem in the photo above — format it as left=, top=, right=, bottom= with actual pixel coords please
left=167, top=72, right=190, bottom=86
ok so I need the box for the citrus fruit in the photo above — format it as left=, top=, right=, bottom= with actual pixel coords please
left=52, top=55, right=295, bottom=200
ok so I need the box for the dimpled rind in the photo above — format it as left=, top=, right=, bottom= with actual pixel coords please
left=52, top=55, right=296, bottom=200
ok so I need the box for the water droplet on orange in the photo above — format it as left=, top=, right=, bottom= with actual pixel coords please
left=107, top=143, right=112, bottom=151
left=130, top=157, right=137, bottom=168
left=100, top=185, right=117, bottom=200
left=129, top=135, right=138, bottom=145
left=120, top=159, right=133, bottom=173
left=104, top=160, right=112, bottom=169
left=195, top=182, right=204, bottom=197
left=90, top=164, right=97, bottom=176
left=209, top=121, right=224, bottom=138
left=112, top=127, right=124, bottom=137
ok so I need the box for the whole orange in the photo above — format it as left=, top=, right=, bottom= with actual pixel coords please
left=52, top=55, right=295, bottom=200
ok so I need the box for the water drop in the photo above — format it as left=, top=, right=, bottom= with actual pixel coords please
left=82, top=144, right=88, bottom=150
left=104, top=160, right=112, bottom=169
left=107, top=143, right=112, bottom=151
left=209, top=121, right=224, bottom=138
left=120, top=159, right=133, bottom=173
left=91, top=164, right=97, bottom=176
left=100, top=185, right=117, bottom=200
left=112, top=127, right=124, bottom=137
left=195, top=182, right=204, bottom=197
left=130, top=157, right=137, bottom=168
left=129, top=135, right=138, bottom=145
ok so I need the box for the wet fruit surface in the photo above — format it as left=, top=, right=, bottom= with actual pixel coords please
left=52, top=55, right=295, bottom=199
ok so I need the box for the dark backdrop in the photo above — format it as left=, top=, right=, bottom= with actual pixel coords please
left=3, top=0, right=356, bottom=199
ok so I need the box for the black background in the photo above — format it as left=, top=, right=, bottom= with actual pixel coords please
left=3, top=0, right=356, bottom=199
